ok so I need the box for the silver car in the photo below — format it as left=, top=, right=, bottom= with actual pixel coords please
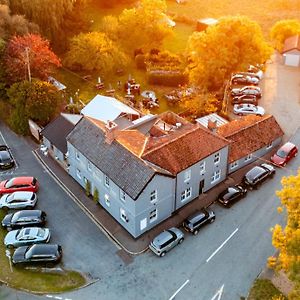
left=149, top=227, right=184, bottom=257
left=4, top=227, right=50, bottom=248
left=0, top=191, right=37, bottom=210
left=233, top=103, right=265, bottom=116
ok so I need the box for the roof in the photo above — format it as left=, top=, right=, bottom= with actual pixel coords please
left=48, top=76, right=66, bottom=91
left=67, top=117, right=158, bottom=200
left=196, top=113, right=228, bottom=128
left=81, top=95, right=140, bottom=123
left=217, top=115, right=284, bottom=163
left=282, top=35, right=300, bottom=53
left=41, top=114, right=81, bottom=154
left=197, top=18, right=218, bottom=25
left=61, top=113, right=82, bottom=125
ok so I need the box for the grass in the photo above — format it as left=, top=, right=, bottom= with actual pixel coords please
left=0, top=210, right=86, bottom=293
left=248, top=279, right=287, bottom=300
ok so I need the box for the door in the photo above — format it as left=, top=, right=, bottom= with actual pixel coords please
left=199, top=179, right=205, bottom=194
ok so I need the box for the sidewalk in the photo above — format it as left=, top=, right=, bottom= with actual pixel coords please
left=33, top=148, right=273, bottom=255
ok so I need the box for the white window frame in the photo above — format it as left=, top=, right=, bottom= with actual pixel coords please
left=245, top=154, right=252, bottom=162
left=120, top=208, right=128, bottom=223
left=214, top=152, right=220, bottom=164
left=75, top=151, right=80, bottom=161
left=105, top=175, right=110, bottom=188
left=150, top=190, right=157, bottom=203
left=76, top=168, right=81, bottom=179
left=87, top=161, right=92, bottom=172
left=184, top=169, right=191, bottom=182
left=211, top=170, right=221, bottom=183
left=199, top=161, right=206, bottom=174
left=140, top=218, right=147, bottom=231
left=104, top=194, right=110, bottom=207
left=230, top=161, right=239, bottom=169
left=120, top=190, right=126, bottom=202
left=266, top=142, right=273, bottom=149
left=149, top=208, right=158, bottom=223
left=181, top=187, right=192, bottom=202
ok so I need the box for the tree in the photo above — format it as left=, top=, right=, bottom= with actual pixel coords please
left=270, top=19, right=300, bottom=51
left=269, top=170, right=300, bottom=299
left=64, top=32, right=129, bottom=74
left=186, top=16, right=272, bottom=91
left=4, top=34, right=61, bottom=84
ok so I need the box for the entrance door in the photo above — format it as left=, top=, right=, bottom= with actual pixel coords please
left=199, top=179, right=205, bottom=194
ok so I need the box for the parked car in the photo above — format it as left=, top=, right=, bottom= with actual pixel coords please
left=12, top=244, right=62, bottom=266
left=233, top=104, right=265, bottom=116
left=217, top=185, right=247, bottom=207
left=0, top=177, right=39, bottom=194
left=232, top=94, right=258, bottom=106
left=0, top=145, right=15, bottom=170
left=231, top=74, right=259, bottom=85
left=149, top=227, right=184, bottom=257
left=231, top=86, right=262, bottom=98
left=4, top=227, right=50, bottom=248
left=1, top=210, right=46, bottom=231
left=182, top=208, right=215, bottom=235
left=243, top=163, right=275, bottom=189
left=270, top=142, right=298, bottom=167
left=0, top=191, right=37, bottom=210
left=248, top=65, right=264, bottom=79
left=233, top=72, right=261, bottom=80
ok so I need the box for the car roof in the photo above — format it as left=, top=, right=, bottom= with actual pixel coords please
left=29, top=244, right=59, bottom=255
left=19, top=227, right=39, bottom=237
left=11, top=177, right=35, bottom=185
left=9, top=191, right=34, bottom=200
left=280, top=142, right=296, bottom=152
left=246, top=166, right=265, bottom=179
left=187, top=209, right=208, bottom=223
left=14, top=210, right=42, bottom=218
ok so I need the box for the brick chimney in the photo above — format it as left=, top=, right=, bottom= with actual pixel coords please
left=207, top=119, right=217, bottom=133
left=105, top=121, right=118, bottom=144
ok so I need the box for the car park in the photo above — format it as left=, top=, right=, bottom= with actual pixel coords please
left=243, top=163, right=275, bottom=189
left=233, top=104, right=265, bottom=116
left=182, top=208, right=215, bottom=235
left=11, top=243, right=62, bottom=266
left=231, top=86, right=262, bottom=98
left=217, top=185, right=247, bottom=207
left=0, top=145, right=15, bottom=170
left=149, top=227, right=184, bottom=257
left=0, top=177, right=39, bottom=194
left=231, top=74, right=259, bottom=85
left=4, top=227, right=51, bottom=248
left=1, top=210, right=46, bottom=231
left=231, top=94, right=258, bottom=106
left=270, top=142, right=298, bottom=167
left=0, top=191, right=37, bottom=210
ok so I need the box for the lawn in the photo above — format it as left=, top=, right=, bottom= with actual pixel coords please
left=0, top=210, right=86, bottom=293
left=248, top=279, right=287, bottom=300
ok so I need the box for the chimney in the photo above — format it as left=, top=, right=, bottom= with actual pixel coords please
left=207, top=119, right=217, bottom=133
left=105, top=121, right=118, bottom=144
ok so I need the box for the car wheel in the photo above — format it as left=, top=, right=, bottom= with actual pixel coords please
left=193, top=230, right=199, bottom=235
left=178, top=238, right=184, bottom=245
left=7, top=244, right=14, bottom=249
left=282, top=163, right=287, bottom=167
left=46, top=262, right=54, bottom=268
left=2, top=206, right=9, bottom=212
left=238, top=113, right=243, bottom=116
left=295, top=152, right=298, bottom=157
left=210, top=217, right=215, bottom=223
left=160, top=251, right=166, bottom=257
left=7, top=227, right=12, bottom=232
left=25, top=206, right=32, bottom=210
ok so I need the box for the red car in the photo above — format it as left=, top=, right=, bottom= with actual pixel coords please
left=270, top=142, right=298, bottom=167
left=0, top=177, right=39, bottom=194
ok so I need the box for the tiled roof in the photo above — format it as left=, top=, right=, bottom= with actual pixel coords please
left=282, top=35, right=300, bottom=53
left=142, top=125, right=229, bottom=175
left=67, top=117, right=158, bottom=200
left=217, top=115, right=284, bottom=162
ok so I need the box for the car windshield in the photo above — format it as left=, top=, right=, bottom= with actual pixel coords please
left=37, top=228, right=45, bottom=237
left=5, top=178, right=15, bottom=188
left=276, top=149, right=287, bottom=158
left=6, top=194, right=14, bottom=203
left=25, top=247, right=34, bottom=259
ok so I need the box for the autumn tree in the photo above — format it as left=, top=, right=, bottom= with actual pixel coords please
left=270, top=19, right=300, bottom=51
left=4, top=34, right=61, bottom=84
left=0, top=38, right=7, bottom=98
left=269, top=170, right=300, bottom=299
left=64, top=32, right=129, bottom=74
left=186, top=16, right=272, bottom=91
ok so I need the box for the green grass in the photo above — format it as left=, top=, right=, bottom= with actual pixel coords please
left=248, top=279, right=287, bottom=300
left=0, top=210, right=86, bottom=293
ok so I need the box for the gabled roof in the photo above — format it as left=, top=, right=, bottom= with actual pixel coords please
left=67, top=117, right=160, bottom=200
left=41, top=114, right=81, bottom=154
left=80, top=95, right=139, bottom=123
left=217, top=115, right=284, bottom=163
left=282, top=35, right=300, bottom=53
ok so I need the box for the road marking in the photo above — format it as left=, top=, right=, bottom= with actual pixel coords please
left=0, top=129, right=8, bottom=145
left=54, top=297, right=62, bottom=300
left=45, top=296, right=72, bottom=300
left=169, top=279, right=190, bottom=300
left=210, top=284, right=224, bottom=300
left=46, top=296, right=53, bottom=298
left=206, top=228, right=239, bottom=263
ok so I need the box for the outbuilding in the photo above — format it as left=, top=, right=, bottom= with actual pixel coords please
left=282, top=35, right=300, bottom=67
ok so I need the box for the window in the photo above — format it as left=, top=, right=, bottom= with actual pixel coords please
left=181, top=187, right=192, bottom=202
left=105, top=175, right=110, bottom=188
left=199, top=162, right=206, bottom=174
left=87, top=161, right=92, bottom=172
left=149, top=209, right=158, bottom=223
left=120, top=208, right=129, bottom=223
left=184, top=169, right=191, bottom=182
left=245, top=154, right=252, bottom=162
left=150, top=190, right=157, bottom=203
left=104, top=194, right=110, bottom=207
left=211, top=170, right=221, bottom=183
left=75, top=151, right=80, bottom=161
left=120, top=190, right=126, bottom=202
left=76, top=169, right=81, bottom=179
left=230, top=161, right=238, bottom=169
left=214, top=152, right=220, bottom=164
left=140, top=218, right=147, bottom=231
left=266, top=142, right=273, bottom=149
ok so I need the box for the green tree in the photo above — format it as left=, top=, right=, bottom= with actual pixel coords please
left=186, top=16, right=272, bottom=91
left=270, top=19, right=300, bottom=51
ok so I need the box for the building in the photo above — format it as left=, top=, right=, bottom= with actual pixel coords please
left=282, top=35, right=300, bottom=67
left=196, top=18, right=218, bottom=32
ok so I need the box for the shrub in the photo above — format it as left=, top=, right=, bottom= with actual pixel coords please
left=147, top=70, right=188, bottom=86
left=85, top=180, right=91, bottom=196
left=93, top=188, right=99, bottom=203
left=135, top=54, right=146, bottom=70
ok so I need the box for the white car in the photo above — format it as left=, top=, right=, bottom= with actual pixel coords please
left=0, top=191, right=37, bottom=210
left=233, top=104, right=265, bottom=116
left=4, top=227, right=50, bottom=248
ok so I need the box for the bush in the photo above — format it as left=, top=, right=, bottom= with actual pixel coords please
left=85, top=180, right=91, bottom=196
left=147, top=70, right=188, bottom=86
left=93, top=188, right=99, bottom=203
left=135, top=54, right=146, bottom=70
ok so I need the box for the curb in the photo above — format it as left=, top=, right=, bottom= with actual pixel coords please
left=32, top=149, right=148, bottom=256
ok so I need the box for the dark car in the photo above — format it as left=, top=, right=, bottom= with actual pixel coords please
left=231, top=86, right=262, bottom=98
left=0, top=145, right=15, bottom=170
left=231, top=74, right=259, bottom=86
left=243, top=163, right=275, bottom=189
left=12, top=244, right=62, bottom=266
left=232, top=94, right=258, bottom=106
left=182, top=208, right=215, bottom=235
left=1, top=210, right=46, bottom=231
left=217, top=185, right=247, bottom=207
left=270, top=142, right=298, bottom=167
